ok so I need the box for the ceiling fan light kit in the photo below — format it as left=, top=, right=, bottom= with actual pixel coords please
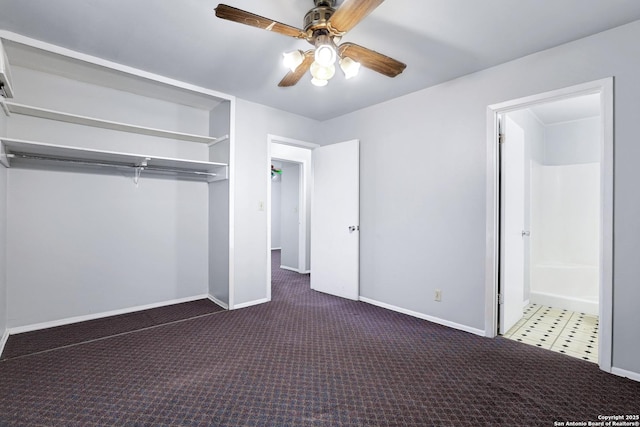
left=214, top=0, right=406, bottom=88
left=310, top=61, right=335, bottom=81
left=282, top=50, right=305, bottom=72
left=313, top=33, right=337, bottom=67
left=311, top=77, right=329, bottom=87
left=339, top=57, right=361, bottom=80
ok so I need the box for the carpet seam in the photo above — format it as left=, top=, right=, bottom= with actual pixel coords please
left=0, top=309, right=228, bottom=363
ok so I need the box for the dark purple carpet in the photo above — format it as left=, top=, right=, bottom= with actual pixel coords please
left=1, top=299, right=225, bottom=360
left=0, top=249, right=638, bottom=426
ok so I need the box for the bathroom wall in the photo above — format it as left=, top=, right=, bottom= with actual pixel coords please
left=544, top=117, right=601, bottom=165
left=529, top=117, right=601, bottom=314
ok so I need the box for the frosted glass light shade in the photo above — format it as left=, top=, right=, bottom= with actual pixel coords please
left=315, top=45, right=336, bottom=67
left=310, top=61, right=335, bottom=81
left=311, top=77, right=328, bottom=87
left=339, top=57, right=361, bottom=79
left=314, top=35, right=337, bottom=67
left=282, top=50, right=304, bottom=72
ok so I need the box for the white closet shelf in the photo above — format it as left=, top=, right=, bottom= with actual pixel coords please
left=1, top=101, right=217, bottom=144
left=0, top=138, right=228, bottom=182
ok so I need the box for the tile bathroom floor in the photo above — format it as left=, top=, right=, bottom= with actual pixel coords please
left=503, top=303, right=599, bottom=363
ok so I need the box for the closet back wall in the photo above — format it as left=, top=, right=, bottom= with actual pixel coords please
left=4, top=64, right=210, bottom=329
left=7, top=170, right=209, bottom=328
left=7, top=67, right=210, bottom=159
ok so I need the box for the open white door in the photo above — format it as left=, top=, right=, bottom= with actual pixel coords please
left=499, top=116, right=526, bottom=334
left=311, top=139, right=359, bottom=300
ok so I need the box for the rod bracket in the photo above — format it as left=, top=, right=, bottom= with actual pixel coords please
left=134, top=157, right=151, bottom=185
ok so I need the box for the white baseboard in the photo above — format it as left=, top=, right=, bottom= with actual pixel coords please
left=611, top=367, right=640, bottom=382
left=279, top=265, right=301, bottom=273
left=279, top=265, right=310, bottom=274
left=232, top=297, right=270, bottom=310
left=8, top=294, right=210, bottom=335
left=359, top=296, right=485, bottom=337
left=207, top=294, right=229, bottom=310
left=0, top=329, right=8, bottom=356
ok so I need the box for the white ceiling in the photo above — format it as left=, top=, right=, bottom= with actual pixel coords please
left=1, top=0, right=639, bottom=120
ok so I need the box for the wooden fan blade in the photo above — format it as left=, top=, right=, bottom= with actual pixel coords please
left=328, top=0, right=384, bottom=34
left=215, top=4, right=307, bottom=39
left=339, top=42, right=406, bottom=78
left=278, top=51, right=315, bottom=87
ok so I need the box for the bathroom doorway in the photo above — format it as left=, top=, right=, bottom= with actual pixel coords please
left=485, top=78, right=613, bottom=372
left=500, top=94, right=601, bottom=362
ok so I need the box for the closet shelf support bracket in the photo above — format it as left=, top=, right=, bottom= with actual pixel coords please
left=207, top=134, right=229, bottom=147
left=134, top=157, right=150, bottom=185
left=0, top=100, right=10, bottom=117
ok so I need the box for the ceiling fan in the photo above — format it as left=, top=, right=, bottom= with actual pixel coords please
left=214, top=0, right=406, bottom=87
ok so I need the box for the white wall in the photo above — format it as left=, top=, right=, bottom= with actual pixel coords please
left=545, top=117, right=600, bottom=165
left=280, top=163, right=300, bottom=269
left=232, top=99, right=318, bottom=306
left=11, top=66, right=210, bottom=134
left=318, top=21, right=640, bottom=375
left=531, top=162, right=600, bottom=267
left=8, top=66, right=209, bottom=161
left=208, top=101, right=232, bottom=307
left=271, top=161, right=281, bottom=249
left=0, top=110, right=7, bottom=343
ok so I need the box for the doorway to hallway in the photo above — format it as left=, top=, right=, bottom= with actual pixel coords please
left=267, top=136, right=315, bottom=302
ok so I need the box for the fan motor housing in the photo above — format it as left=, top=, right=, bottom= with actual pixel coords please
left=314, top=0, right=336, bottom=7
left=304, top=3, right=336, bottom=34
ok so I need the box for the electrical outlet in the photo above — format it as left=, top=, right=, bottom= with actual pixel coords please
left=434, top=289, right=442, bottom=302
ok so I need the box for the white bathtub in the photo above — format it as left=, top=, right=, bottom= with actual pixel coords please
left=530, top=263, right=599, bottom=315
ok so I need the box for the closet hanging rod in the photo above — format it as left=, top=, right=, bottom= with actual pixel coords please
left=142, top=166, right=216, bottom=177
left=7, top=153, right=217, bottom=177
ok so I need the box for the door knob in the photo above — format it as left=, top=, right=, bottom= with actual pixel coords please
left=348, top=225, right=359, bottom=233
left=521, top=230, right=530, bottom=237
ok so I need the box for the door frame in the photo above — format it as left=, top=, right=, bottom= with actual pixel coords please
left=266, top=135, right=319, bottom=301
left=484, top=78, right=614, bottom=372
